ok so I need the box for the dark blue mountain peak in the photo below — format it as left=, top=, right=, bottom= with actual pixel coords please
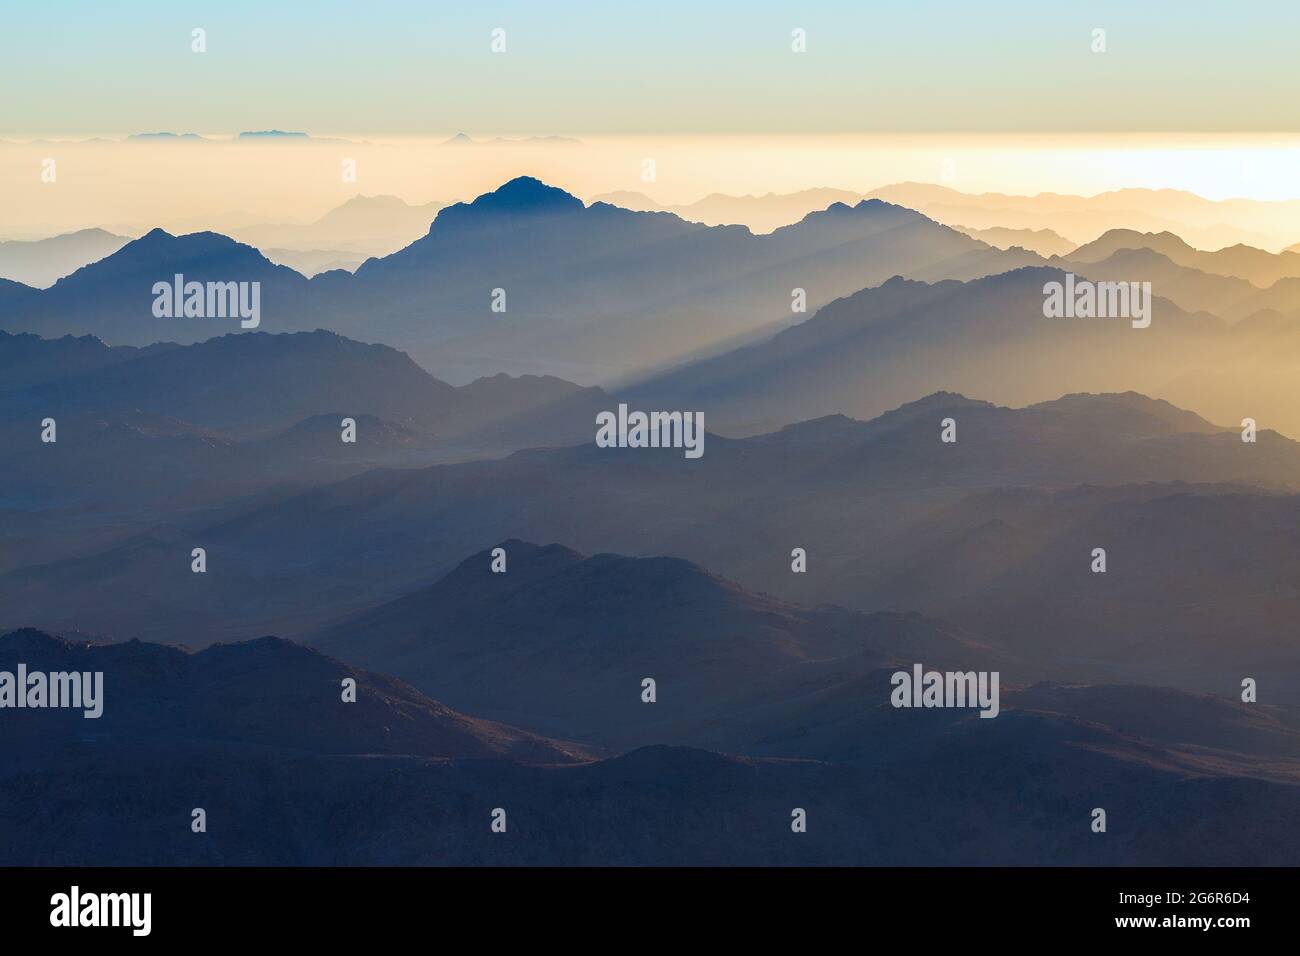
left=853, top=197, right=897, bottom=211
left=125, top=228, right=246, bottom=256
left=489, top=176, right=582, bottom=209
left=429, top=177, right=585, bottom=230
left=876, top=390, right=992, bottom=423
left=779, top=196, right=919, bottom=233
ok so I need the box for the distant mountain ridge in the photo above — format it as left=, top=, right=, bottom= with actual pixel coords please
left=1, top=228, right=310, bottom=344
left=12, top=387, right=1298, bottom=657
left=8, top=623, right=1299, bottom=866
left=308, top=539, right=1002, bottom=746
left=0, top=177, right=1045, bottom=383
left=0, top=228, right=131, bottom=288
left=865, top=182, right=1300, bottom=251
left=0, top=628, right=585, bottom=764
left=1065, top=228, right=1300, bottom=288
left=623, top=260, right=1300, bottom=436
left=626, top=265, right=1232, bottom=430
left=0, top=329, right=173, bottom=392
left=0, top=327, right=613, bottom=521
left=952, top=224, right=1075, bottom=258
left=593, top=183, right=1300, bottom=251
left=231, top=193, right=449, bottom=259
left=587, top=187, right=867, bottom=233
left=20, top=179, right=1298, bottom=394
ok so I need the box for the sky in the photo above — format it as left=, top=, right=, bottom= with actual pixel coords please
left=5, top=1, right=1300, bottom=240
left=3, top=1, right=1300, bottom=136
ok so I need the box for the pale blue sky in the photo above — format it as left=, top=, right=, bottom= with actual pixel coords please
left=3, top=1, right=1298, bottom=135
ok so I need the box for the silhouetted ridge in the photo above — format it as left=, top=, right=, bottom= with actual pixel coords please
left=1027, top=392, right=1223, bottom=434
left=874, top=391, right=994, bottom=423
left=442, top=540, right=744, bottom=601
left=0, top=628, right=584, bottom=763
left=430, top=176, right=584, bottom=228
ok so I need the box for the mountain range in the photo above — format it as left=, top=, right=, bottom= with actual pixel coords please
left=9, top=387, right=1300, bottom=707
left=6, top=180, right=1300, bottom=432
left=0, top=228, right=131, bottom=288
left=0, top=177, right=1044, bottom=383
left=0, top=327, right=610, bottom=524
left=6, top=170, right=1300, bottom=868
left=5, top=621, right=1300, bottom=865
left=308, top=540, right=1009, bottom=747
left=594, top=183, right=1300, bottom=251
left=951, top=224, right=1075, bottom=258
left=865, top=182, right=1300, bottom=251
left=0, top=628, right=583, bottom=763
left=230, top=194, right=449, bottom=260
left=627, top=261, right=1300, bottom=436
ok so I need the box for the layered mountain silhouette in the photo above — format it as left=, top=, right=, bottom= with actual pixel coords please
left=17, top=228, right=1300, bottom=438
left=308, top=540, right=1004, bottom=746
left=0, top=327, right=610, bottom=438
left=1066, top=228, right=1300, bottom=286
left=1, top=229, right=311, bottom=344
left=587, top=187, right=867, bottom=233
left=0, top=329, right=611, bottom=519
left=0, top=177, right=1043, bottom=382
left=0, top=228, right=131, bottom=287
left=22, top=180, right=1299, bottom=403
left=952, top=224, right=1075, bottom=258
left=12, top=388, right=1300, bottom=687
left=1062, top=246, right=1267, bottom=318
left=1055, top=228, right=1300, bottom=317
left=865, top=183, right=1300, bottom=250
left=7, top=169, right=1300, bottom=868
left=628, top=266, right=1240, bottom=431
left=590, top=183, right=1300, bottom=250
left=5, top=624, right=1300, bottom=865
left=0, top=329, right=174, bottom=392
left=257, top=247, right=366, bottom=277
left=624, top=262, right=1300, bottom=435
left=322, top=178, right=1042, bottom=381
left=0, top=628, right=584, bottom=763
left=232, top=194, right=449, bottom=260
left=3, top=329, right=453, bottom=434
